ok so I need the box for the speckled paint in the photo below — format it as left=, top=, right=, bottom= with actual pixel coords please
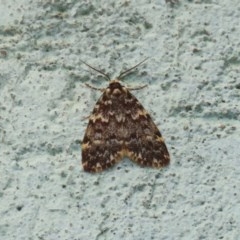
left=0, top=0, right=239, bottom=239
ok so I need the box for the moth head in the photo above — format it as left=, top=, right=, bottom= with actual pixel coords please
left=108, top=79, right=122, bottom=88
left=107, top=79, right=126, bottom=97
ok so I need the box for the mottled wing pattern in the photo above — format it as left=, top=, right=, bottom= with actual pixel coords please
left=82, top=80, right=170, bottom=172
left=82, top=81, right=125, bottom=172
left=124, top=109, right=170, bottom=168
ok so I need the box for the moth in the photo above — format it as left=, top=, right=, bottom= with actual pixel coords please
left=81, top=59, right=170, bottom=172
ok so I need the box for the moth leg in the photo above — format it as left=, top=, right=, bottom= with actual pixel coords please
left=127, top=84, right=147, bottom=91
left=85, top=83, right=105, bottom=91
left=81, top=114, right=91, bottom=121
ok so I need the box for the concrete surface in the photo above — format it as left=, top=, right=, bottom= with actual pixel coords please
left=0, top=0, right=239, bottom=239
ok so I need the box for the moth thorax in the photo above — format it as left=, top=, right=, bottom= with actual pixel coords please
left=112, top=88, right=122, bottom=96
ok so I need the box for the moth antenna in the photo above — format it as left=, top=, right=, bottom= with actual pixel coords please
left=80, top=60, right=110, bottom=81
left=118, top=57, right=149, bottom=80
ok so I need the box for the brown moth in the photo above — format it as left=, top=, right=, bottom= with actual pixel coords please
left=81, top=59, right=170, bottom=172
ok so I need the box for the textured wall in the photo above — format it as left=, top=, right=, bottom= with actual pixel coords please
left=0, top=0, right=239, bottom=239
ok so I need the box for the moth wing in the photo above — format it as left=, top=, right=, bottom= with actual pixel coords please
left=122, top=92, right=170, bottom=168
left=125, top=124, right=170, bottom=168
left=82, top=138, right=124, bottom=172
left=81, top=93, right=124, bottom=173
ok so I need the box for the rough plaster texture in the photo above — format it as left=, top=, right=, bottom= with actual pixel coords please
left=0, top=0, right=239, bottom=239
